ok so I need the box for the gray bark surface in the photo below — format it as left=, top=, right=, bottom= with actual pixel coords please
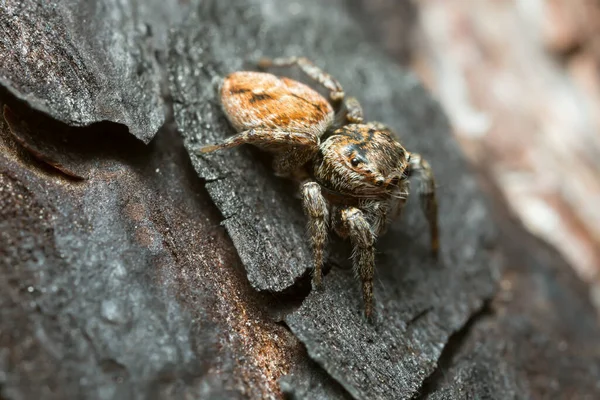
left=0, top=1, right=598, bottom=399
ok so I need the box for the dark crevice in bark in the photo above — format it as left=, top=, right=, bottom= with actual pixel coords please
left=413, top=300, right=494, bottom=399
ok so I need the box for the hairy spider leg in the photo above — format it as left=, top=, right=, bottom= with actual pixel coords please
left=258, top=56, right=344, bottom=101
left=272, top=148, right=317, bottom=176
left=199, top=128, right=320, bottom=175
left=388, top=179, right=410, bottom=222
left=301, top=181, right=330, bottom=288
left=258, top=57, right=364, bottom=124
left=407, top=153, right=439, bottom=256
left=359, top=198, right=391, bottom=237
left=336, top=206, right=376, bottom=319
left=199, top=128, right=318, bottom=152
left=343, top=96, right=364, bottom=124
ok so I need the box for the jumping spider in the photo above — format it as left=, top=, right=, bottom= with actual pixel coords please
left=200, top=57, right=438, bottom=318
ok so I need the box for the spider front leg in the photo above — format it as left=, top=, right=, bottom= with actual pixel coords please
left=272, top=147, right=316, bottom=177
left=360, top=199, right=389, bottom=236
left=199, top=128, right=319, bottom=175
left=389, top=179, right=410, bottom=222
left=199, top=128, right=318, bottom=153
left=301, top=181, right=329, bottom=289
left=199, top=127, right=320, bottom=177
left=407, top=153, right=439, bottom=256
left=342, top=96, right=364, bottom=124
left=335, top=206, right=376, bottom=319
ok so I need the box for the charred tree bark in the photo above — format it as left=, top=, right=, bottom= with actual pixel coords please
left=0, top=1, right=598, bottom=399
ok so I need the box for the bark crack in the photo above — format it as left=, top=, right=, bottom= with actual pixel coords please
left=412, top=300, right=493, bottom=399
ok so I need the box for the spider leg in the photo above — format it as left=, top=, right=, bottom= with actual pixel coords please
left=343, top=96, right=364, bottom=124
left=198, top=128, right=318, bottom=154
left=258, top=56, right=345, bottom=103
left=272, top=147, right=315, bottom=177
left=366, top=121, right=393, bottom=132
left=301, top=181, right=330, bottom=289
left=259, top=57, right=367, bottom=125
left=407, top=153, right=439, bottom=257
left=336, top=206, right=376, bottom=319
left=389, top=179, right=410, bottom=222
left=359, top=199, right=389, bottom=236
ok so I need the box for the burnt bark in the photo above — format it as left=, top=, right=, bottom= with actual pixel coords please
left=0, top=0, right=598, bottom=399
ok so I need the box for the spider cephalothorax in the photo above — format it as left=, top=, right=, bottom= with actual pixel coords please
left=313, top=124, right=409, bottom=198
left=199, top=57, right=438, bottom=319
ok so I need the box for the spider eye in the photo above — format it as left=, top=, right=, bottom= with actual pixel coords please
left=350, top=158, right=361, bottom=167
left=390, top=177, right=400, bottom=186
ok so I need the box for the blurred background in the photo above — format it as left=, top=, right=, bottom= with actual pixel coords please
left=354, top=0, right=600, bottom=312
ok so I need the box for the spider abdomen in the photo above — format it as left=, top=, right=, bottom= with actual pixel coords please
left=220, top=71, right=334, bottom=137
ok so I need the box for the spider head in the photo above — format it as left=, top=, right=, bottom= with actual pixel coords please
left=314, top=124, right=409, bottom=198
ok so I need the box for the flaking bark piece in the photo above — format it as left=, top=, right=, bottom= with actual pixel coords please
left=280, top=356, right=353, bottom=400
left=3, top=106, right=87, bottom=180
left=285, top=248, right=495, bottom=400
left=0, top=98, right=280, bottom=398
left=0, top=0, right=173, bottom=143
left=169, top=1, right=314, bottom=292
left=425, top=209, right=600, bottom=400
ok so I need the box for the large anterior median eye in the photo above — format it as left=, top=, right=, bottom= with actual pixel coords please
left=350, top=158, right=361, bottom=167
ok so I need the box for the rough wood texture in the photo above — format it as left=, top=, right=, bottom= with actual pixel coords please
left=1, top=0, right=599, bottom=399
left=0, top=101, right=310, bottom=399
left=422, top=186, right=600, bottom=399
left=168, top=2, right=314, bottom=292
left=0, top=0, right=174, bottom=143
